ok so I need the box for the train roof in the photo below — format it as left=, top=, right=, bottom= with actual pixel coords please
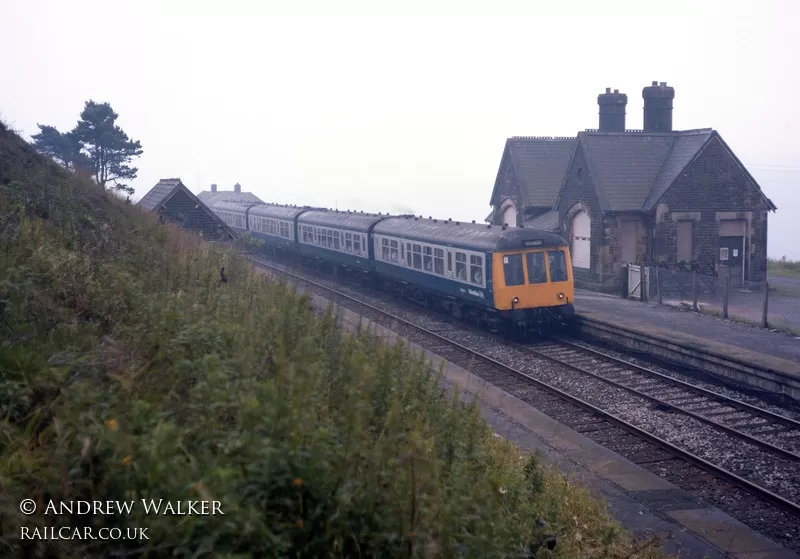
left=204, top=200, right=258, bottom=213
left=297, top=209, right=391, bottom=231
left=373, top=215, right=568, bottom=251
left=249, top=203, right=316, bottom=220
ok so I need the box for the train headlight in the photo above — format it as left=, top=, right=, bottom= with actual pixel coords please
left=512, top=296, right=519, bottom=304
left=557, top=292, right=565, bottom=300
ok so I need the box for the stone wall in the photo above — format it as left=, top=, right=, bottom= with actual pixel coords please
left=652, top=136, right=770, bottom=281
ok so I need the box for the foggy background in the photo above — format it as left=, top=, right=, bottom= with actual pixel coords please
left=1, top=0, right=798, bottom=258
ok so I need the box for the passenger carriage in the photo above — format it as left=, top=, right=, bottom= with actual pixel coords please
left=371, top=216, right=575, bottom=331
left=295, top=210, right=382, bottom=274
left=247, top=204, right=308, bottom=252
left=208, top=201, right=253, bottom=236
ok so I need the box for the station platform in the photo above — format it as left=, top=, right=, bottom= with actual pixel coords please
left=322, top=289, right=798, bottom=559
left=573, top=290, right=800, bottom=400
left=574, top=290, right=800, bottom=364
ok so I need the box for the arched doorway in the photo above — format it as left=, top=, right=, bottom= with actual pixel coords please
left=571, top=211, right=591, bottom=269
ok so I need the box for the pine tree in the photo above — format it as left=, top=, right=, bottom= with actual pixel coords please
left=31, top=125, right=89, bottom=171
left=71, top=101, right=143, bottom=195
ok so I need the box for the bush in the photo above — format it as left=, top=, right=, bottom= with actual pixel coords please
left=0, top=122, right=671, bottom=557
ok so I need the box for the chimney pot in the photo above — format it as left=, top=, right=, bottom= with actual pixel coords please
left=210, top=183, right=217, bottom=193
left=234, top=182, right=241, bottom=194
left=642, top=81, right=675, bottom=132
left=597, top=87, right=627, bottom=132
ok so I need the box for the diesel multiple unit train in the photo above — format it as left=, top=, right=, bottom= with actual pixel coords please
left=207, top=200, right=576, bottom=334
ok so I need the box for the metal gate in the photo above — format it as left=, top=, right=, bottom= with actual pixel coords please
left=627, top=264, right=650, bottom=300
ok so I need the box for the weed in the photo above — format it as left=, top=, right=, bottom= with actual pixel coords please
left=0, top=122, right=673, bottom=557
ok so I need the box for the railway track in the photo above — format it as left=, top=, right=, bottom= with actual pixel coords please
left=249, top=255, right=800, bottom=550
left=525, top=339, right=800, bottom=461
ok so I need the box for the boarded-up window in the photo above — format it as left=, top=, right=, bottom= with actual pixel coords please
left=620, top=221, right=638, bottom=264
left=571, top=211, right=591, bottom=269
left=676, top=221, right=693, bottom=263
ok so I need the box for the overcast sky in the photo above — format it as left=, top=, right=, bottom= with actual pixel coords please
left=1, top=0, right=798, bottom=258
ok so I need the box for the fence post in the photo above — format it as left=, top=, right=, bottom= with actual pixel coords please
left=692, top=271, right=699, bottom=312
left=656, top=266, right=663, bottom=305
left=640, top=265, right=645, bottom=302
left=723, top=271, right=730, bottom=319
left=762, top=282, right=769, bottom=328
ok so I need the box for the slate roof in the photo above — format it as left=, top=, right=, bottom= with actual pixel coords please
left=136, top=178, right=236, bottom=238
left=137, top=178, right=184, bottom=212
left=197, top=189, right=265, bottom=206
left=499, top=127, right=775, bottom=216
left=496, top=137, right=576, bottom=208
left=523, top=210, right=560, bottom=232
left=579, top=130, right=711, bottom=211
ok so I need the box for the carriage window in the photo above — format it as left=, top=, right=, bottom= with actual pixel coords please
left=455, top=253, right=467, bottom=281
left=353, top=234, right=361, bottom=255
left=526, top=252, right=547, bottom=284
left=382, top=238, right=390, bottom=260
left=407, top=243, right=412, bottom=266
left=333, top=230, right=340, bottom=249
left=434, top=248, right=444, bottom=275
left=447, top=252, right=452, bottom=273
left=401, top=243, right=405, bottom=262
left=345, top=232, right=353, bottom=252
left=423, top=246, right=433, bottom=272
left=548, top=250, right=568, bottom=282
left=503, top=253, right=525, bottom=286
left=280, top=222, right=290, bottom=238
left=412, top=244, right=422, bottom=269
left=390, top=240, right=399, bottom=263
left=470, top=255, right=483, bottom=286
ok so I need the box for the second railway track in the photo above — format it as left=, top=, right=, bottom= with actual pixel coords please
left=250, top=254, right=800, bottom=551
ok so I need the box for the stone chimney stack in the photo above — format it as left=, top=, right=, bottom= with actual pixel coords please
left=234, top=183, right=241, bottom=194
left=597, top=87, right=627, bottom=132
left=642, top=81, right=675, bottom=132
left=211, top=183, right=217, bottom=193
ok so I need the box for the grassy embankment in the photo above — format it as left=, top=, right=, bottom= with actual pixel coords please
left=768, top=257, right=800, bottom=278
left=0, top=121, right=672, bottom=558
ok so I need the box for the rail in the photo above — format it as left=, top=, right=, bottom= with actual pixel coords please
left=249, top=255, right=800, bottom=518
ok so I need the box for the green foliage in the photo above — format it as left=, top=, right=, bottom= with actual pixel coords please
left=0, top=122, right=671, bottom=558
left=29, top=100, right=143, bottom=196
left=234, top=231, right=266, bottom=253
left=30, top=125, right=90, bottom=171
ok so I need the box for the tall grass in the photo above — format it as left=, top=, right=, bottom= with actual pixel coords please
left=0, top=123, right=671, bottom=557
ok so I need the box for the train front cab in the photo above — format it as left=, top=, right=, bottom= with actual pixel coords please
left=492, top=245, right=575, bottom=325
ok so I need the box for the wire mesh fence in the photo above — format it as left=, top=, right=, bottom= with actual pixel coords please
left=622, top=263, right=777, bottom=328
